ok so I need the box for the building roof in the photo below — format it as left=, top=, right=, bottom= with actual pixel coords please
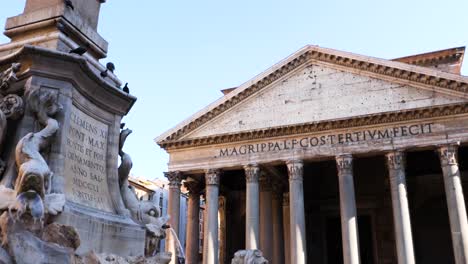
left=156, top=45, right=468, bottom=149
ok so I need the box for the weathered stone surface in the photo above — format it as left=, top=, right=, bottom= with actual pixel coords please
left=0, top=246, right=12, bottom=264
left=64, top=104, right=113, bottom=212
left=96, top=252, right=171, bottom=264
left=42, top=223, right=81, bottom=250
left=9, top=229, right=74, bottom=264
left=184, top=64, right=467, bottom=139
left=231, top=249, right=268, bottom=264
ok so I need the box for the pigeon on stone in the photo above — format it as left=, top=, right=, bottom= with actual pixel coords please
left=120, top=123, right=126, bottom=129
left=69, top=46, right=87, bottom=56
left=123, top=83, right=129, bottom=93
left=64, top=0, right=74, bottom=10
left=100, top=69, right=108, bottom=78
left=106, top=62, right=115, bottom=73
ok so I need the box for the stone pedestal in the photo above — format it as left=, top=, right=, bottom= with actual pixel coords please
left=286, top=160, right=307, bottom=264
left=336, top=154, right=360, bottom=264
left=438, top=144, right=468, bottom=264
left=0, top=47, right=141, bottom=256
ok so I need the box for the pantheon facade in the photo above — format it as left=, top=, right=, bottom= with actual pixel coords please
left=156, top=45, right=468, bottom=264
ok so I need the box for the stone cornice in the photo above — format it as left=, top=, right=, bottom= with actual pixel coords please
left=156, top=45, right=468, bottom=147
left=159, top=102, right=468, bottom=150
left=0, top=45, right=136, bottom=115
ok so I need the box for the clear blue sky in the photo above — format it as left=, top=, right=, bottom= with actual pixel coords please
left=1, top=1, right=467, bottom=180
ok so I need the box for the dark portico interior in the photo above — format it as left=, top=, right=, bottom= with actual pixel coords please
left=217, top=145, right=468, bottom=264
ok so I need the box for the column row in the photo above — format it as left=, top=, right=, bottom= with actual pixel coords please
left=166, top=143, right=468, bottom=264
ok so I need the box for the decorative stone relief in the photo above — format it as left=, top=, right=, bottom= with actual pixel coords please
left=0, top=63, right=21, bottom=93
left=438, top=144, right=458, bottom=166
left=205, top=169, right=221, bottom=185
left=183, top=177, right=203, bottom=195
left=117, top=126, right=171, bottom=258
left=164, top=171, right=182, bottom=189
left=13, top=89, right=64, bottom=219
left=0, top=88, right=73, bottom=263
left=0, top=64, right=25, bottom=179
left=244, top=164, right=260, bottom=183
left=0, top=94, right=24, bottom=120
left=386, top=151, right=405, bottom=170
left=286, top=160, right=303, bottom=181
left=336, top=154, right=353, bottom=176
left=231, top=249, right=268, bottom=264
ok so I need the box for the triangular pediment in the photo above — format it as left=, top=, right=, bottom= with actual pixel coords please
left=157, top=45, right=468, bottom=148
left=184, top=64, right=467, bottom=139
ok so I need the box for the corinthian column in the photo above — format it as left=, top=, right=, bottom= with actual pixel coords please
left=203, top=169, right=221, bottom=264
left=259, top=173, right=273, bottom=261
left=184, top=179, right=203, bottom=264
left=437, top=144, right=468, bottom=264
left=286, top=160, right=307, bottom=264
left=335, top=154, right=360, bottom=264
left=244, top=164, right=260, bottom=250
left=385, top=151, right=415, bottom=264
left=164, top=171, right=183, bottom=264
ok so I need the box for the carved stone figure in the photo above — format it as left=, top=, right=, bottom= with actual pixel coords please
left=13, top=89, right=63, bottom=221
left=0, top=74, right=25, bottom=177
left=118, top=126, right=170, bottom=258
left=0, top=94, right=24, bottom=120
left=0, top=63, right=21, bottom=93
left=231, top=249, right=268, bottom=264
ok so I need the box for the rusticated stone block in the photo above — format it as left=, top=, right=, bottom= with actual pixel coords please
left=42, top=223, right=81, bottom=250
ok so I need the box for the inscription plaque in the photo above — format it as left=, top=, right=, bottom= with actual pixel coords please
left=64, top=105, right=113, bottom=212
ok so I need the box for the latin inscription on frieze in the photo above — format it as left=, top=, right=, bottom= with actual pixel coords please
left=64, top=105, right=113, bottom=212
left=218, top=123, right=434, bottom=157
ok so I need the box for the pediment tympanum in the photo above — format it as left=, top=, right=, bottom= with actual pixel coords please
left=184, top=63, right=466, bottom=139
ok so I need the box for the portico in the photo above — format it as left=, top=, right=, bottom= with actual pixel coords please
left=157, top=45, right=468, bottom=264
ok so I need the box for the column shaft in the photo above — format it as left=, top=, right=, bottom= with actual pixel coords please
left=203, top=169, right=221, bottom=264
left=286, top=160, right=307, bottom=264
left=282, top=193, right=291, bottom=264
left=260, top=174, right=274, bottom=261
left=272, top=191, right=285, bottom=264
left=244, top=164, right=260, bottom=250
left=184, top=180, right=202, bottom=264
left=438, top=145, right=468, bottom=264
left=218, top=196, right=227, bottom=264
left=336, top=155, right=360, bottom=264
left=165, top=171, right=182, bottom=264
left=386, top=151, right=415, bottom=264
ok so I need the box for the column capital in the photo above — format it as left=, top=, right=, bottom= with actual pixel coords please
left=164, top=171, right=183, bottom=188
left=286, top=160, right=303, bottom=181
left=438, top=144, right=459, bottom=166
left=244, top=164, right=260, bottom=183
left=386, top=151, right=406, bottom=170
left=205, top=169, right=222, bottom=185
left=184, top=178, right=203, bottom=195
left=336, top=154, right=353, bottom=175
left=282, top=192, right=290, bottom=206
